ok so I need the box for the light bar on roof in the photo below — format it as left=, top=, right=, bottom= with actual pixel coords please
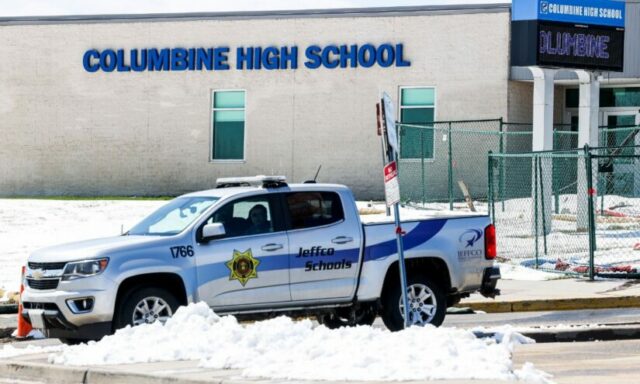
left=215, top=175, right=287, bottom=188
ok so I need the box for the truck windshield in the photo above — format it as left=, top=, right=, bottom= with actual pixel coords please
left=128, top=196, right=219, bottom=236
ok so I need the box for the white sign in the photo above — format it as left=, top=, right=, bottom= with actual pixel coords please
left=383, top=161, right=401, bottom=207
left=382, top=92, right=398, bottom=154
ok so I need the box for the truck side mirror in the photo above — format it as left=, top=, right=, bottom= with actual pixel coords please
left=199, top=222, right=226, bottom=243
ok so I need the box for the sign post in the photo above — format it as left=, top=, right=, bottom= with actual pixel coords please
left=380, top=92, right=411, bottom=329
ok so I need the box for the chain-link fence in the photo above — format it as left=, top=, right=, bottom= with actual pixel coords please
left=397, top=119, right=501, bottom=209
left=488, top=146, right=640, bottom=278
left=397, top=119, right=579, bottom=210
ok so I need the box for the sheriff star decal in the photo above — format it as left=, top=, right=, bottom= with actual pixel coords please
left=226, top=249, right=260, bottom=286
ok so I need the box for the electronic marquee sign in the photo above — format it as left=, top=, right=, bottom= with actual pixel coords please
left=511, top=0, right=625, bottom=72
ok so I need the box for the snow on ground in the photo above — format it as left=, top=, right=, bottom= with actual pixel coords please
left=497, top=262, right=562, bottom=281
left=41, top=303, right=551, bottom=383
left=490, top=194, right=640, bottom=274
left=402, top=194, right=640, bottom=274
left=0, top=199, right=164, bottom=296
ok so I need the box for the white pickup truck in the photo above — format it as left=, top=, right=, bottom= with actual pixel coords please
left=22, top=176, right=499, bottom=343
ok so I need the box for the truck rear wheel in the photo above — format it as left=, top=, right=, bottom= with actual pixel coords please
left=115, top=287, right=179, bottom=330
left=381, top=274, right=446, bottom=332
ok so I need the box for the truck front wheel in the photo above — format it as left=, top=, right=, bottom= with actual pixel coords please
left=381, top=275, right=446, bottom=332
left=115, top=287, right=179, bottom=330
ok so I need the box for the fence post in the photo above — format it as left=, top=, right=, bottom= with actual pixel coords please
left=538, top=156, right=548, bottom=256
left=421, top=129, right=425, bottom=206
left=553, top=160, right=560, bottom=214
left=534, top=155, right=539, bottom=269
left=499, top=118, right=505, bottom=212
left=585, top=144, right=596, bottom=281
left=488, top=151, right=494, bottom=222
left=600, top=182, right=605, bottom=218
left=598, top=129, right=605, bottom=217
left=448, top=121, right=453, bottom=211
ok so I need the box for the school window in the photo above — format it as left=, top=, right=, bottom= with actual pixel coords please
left=399, top=87, right=435, bottom=159
left=212, top=90, right=245, bottom=160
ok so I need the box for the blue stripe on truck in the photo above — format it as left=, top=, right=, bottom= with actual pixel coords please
left=196, top=219, right=447, bottom=286
left=364, top=219, right=448, bottom=261
left=197, top=247, right=361, bottom=285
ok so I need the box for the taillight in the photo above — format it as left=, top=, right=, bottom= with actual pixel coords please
left=484, top=224, right=497, bottom=260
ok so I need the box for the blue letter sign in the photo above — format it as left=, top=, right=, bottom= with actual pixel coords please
left=83, top=44, right=411, bottom=73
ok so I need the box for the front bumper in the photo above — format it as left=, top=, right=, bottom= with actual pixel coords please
left=480, top=266, right=501, bottom=298
left=21, top=275, right=117, bottom=340
left=21, top=303, right=112, bottom=340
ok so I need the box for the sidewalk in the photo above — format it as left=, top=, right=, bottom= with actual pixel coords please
left=460, top=277, right=640, bottom=313
left=0, top=355, right=500, bottom=384
left=3, top=340, right=640, bottom=384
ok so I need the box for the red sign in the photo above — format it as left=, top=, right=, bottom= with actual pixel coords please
left=384, top=161, right=398, bottom=182
left=383, top=161, right=400, bottom=207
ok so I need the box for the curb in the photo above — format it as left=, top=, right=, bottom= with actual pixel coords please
left=0, top=361, right=219, bottom=384
left=458, top=296, right=640, bottom=313
left=475, top=324, right=640, bottom=343
left=522, top=325, right=640, bottom=343
left=0, top=361, right=86, bottom=384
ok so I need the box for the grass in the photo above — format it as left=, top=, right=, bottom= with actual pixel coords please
left=0, top=196, right=174, bottom=201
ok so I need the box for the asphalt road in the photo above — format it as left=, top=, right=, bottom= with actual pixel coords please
left=514, top=339, right=640, bottom=384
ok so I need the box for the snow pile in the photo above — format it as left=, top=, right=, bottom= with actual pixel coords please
left=49, top=303, right=550, bottom=382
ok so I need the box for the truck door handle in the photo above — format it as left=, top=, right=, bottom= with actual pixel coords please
left=261, top=243, right=283, bottom=252
left=332, top=236, right=353, bottom=244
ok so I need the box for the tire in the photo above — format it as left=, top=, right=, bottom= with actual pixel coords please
left=381, top=274, right=446, bottom=332
left=318, top=308, right=377, bottom=329
left=115, top=287, right=179, bottom=330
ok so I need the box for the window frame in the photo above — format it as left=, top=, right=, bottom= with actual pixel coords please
left=197, top=193, right=287, bottom=241
left=210, top=89, right=247, bottom=163
left=398, top=86, right=437, bottom=162
left=282, top=191, right=346, bottom=233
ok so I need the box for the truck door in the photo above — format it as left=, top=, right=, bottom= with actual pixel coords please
left=285, top=191, right=362, bottom=302
left=195, top=194, right=290, bottom=309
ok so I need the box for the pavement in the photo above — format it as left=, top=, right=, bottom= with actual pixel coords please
left=0, top=355, right=509, bottom=384
left=459, top=277, right=640, bottom=313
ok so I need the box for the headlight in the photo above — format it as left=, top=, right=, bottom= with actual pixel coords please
left=61, top=258, right=109, bottom=281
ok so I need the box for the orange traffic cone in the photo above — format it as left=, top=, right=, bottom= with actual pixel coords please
left=15, top=266, right=33, bottom=339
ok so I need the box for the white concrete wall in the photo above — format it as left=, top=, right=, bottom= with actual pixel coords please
left=0, top=11, right=511, bottom=198
left=507, top=81, right=567, bottom=127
